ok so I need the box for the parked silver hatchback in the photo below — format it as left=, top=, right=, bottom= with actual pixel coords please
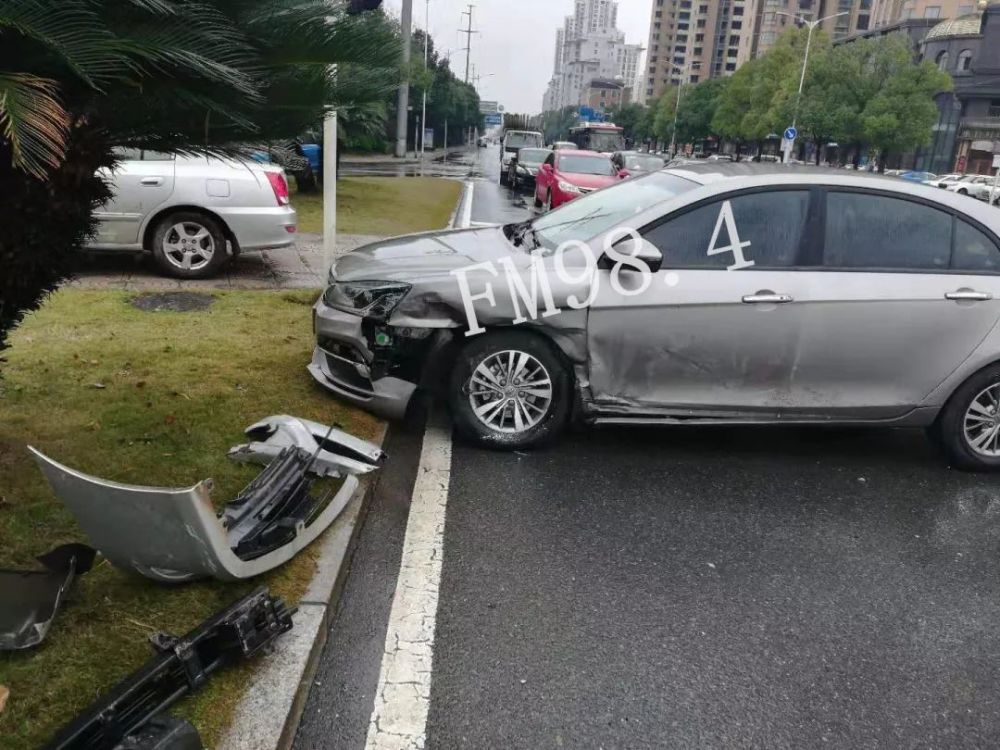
left=310, top=163, right=1000, bottom=470
left=88, top=149, right=297, bottom=278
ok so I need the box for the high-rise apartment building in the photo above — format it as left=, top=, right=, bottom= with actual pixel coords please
left=642, top=0, right=756, bottom=103
left=542, top=1, right=644, bottom=112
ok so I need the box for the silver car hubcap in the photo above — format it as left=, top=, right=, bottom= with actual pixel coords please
left=163, top=221, right=215, bottom=271
left=467, top=350, right=553, bottom=434
left=964, top=383, right=1000, bottom=456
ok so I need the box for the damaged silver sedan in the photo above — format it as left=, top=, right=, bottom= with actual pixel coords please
left=311, top=163, right=1000, bottom=470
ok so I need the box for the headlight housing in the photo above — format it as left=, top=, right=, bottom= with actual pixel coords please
left=322, top=281, right=411, bottom=321
left=558, top=180, right=582, bottom=194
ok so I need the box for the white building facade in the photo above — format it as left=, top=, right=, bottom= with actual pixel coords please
left=542, top=0, right=643, bottom=112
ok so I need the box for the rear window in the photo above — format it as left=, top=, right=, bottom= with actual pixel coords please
left=824, top=192, right=951, bottom=270
left=954, top=219, right=1000, bottom=272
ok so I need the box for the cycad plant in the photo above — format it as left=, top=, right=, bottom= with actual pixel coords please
left=0, top=0, right=400, bottom=352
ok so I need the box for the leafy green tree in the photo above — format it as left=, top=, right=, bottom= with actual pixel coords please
left=608, top=102, right=649, bottom=144
left=0, top=0, right=401, bottom=351
left=541, top=106, right=578, bottom=143
left=675, top=78, right=728, bottom=145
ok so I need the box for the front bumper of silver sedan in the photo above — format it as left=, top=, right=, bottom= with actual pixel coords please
left=308, top=299, right=419, bottom=421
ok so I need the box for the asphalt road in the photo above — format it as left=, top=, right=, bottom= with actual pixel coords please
left=295, top=146, right=1000, bottom=750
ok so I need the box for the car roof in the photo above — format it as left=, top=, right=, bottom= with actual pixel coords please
left=657, top=162, right=1000, bottom=227
left=556, top=149, right=606, bottom=157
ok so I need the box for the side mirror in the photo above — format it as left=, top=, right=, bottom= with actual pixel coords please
left=600, top=236, right=663, bottom=273
left=541, top=163, right=553, bottom=173
left=618, top=169, right=630, bottom=179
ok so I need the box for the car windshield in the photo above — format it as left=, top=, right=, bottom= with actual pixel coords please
left=530, top=171, right=699, bottom=251
left=624, top=154, right=666, bottom=171
left=558, top=155, right=616, bottom=176
left=505, top=132, right=543, bottom=150
left=519, top=149, right=550, bottom=164
left=584, top=131, right=623, bottom=152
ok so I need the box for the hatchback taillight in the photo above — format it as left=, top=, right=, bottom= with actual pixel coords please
left=266, top=171, right=290, bottom=206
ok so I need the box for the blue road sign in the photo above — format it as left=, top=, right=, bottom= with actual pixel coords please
left=484, top=113, right=503, bottom=126
left=784, top=126, right=798, bottom=141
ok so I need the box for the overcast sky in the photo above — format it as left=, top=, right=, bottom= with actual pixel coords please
left=381, top=0, right=651, bottom=113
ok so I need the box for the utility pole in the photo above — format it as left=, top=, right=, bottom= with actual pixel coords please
left=394, top=0, right=413, bottom=158
left=459, top=4, right=477, bottom=84
left=421, top=0, right=429, bottom=158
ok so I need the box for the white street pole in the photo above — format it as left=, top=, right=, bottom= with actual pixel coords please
left=421, top=0, right=429, bottom=158
left=668, top=61, right=698, bottom=158
left=777, top=11, right=848, bottom=163
left=323, top=110, right=338, bottom=271
left=395, top=0, right=413, bottom=158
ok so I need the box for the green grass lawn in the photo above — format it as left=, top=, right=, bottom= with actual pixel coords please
left=291, top=176, right=462, bottom=235
left=0, top=290, right=383, bottom=749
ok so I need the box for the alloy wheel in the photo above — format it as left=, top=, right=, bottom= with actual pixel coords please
left=163, top=221, right=215, bottom=272
left=963, top=383, right=1000, bottom=456
left=466, top=349, right=553, bottom=434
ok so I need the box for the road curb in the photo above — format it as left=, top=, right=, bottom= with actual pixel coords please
left=216, top=422, right=390, bottom=750
left=448, top=181, right=471, bottom=229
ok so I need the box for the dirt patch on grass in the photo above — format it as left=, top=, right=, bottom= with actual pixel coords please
left=131, top=292, right=216, bottom=312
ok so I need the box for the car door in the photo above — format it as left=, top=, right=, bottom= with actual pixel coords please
left=586, top=188, right=819, bottom=415
left=535, top=152, right=555, bottom=204
left=92, top=150, right=176, bottom=247
left=784, top=189, right=1000, bottom=419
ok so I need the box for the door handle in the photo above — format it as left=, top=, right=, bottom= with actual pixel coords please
left=140, top=177, right=163, bottom=186
left=742, top=293, right=793, bottom=304
left=945, top=290, right=992, bottom=301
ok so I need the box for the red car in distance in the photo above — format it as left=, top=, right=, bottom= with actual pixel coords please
left=534, top=149, right=626, bottom=211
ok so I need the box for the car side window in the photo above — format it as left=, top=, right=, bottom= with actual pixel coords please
left=544, top=153, right=555, bottom=167
left=824, top=192, right=951, bottom=271
left=641, top=190, right=810, bottom=269
left=953, top=218, right=1000, bottom=272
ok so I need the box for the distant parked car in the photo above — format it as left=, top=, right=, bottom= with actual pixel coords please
left=508, top=147, right=552, bottom=190
left=925, top=173, right=965, bottom=188
left=949, top=175, right=999, bottom=203
left=533, top=149, right=623, bottom=210
left=611, top=151, right=667, bottom=176
left=898, top=171, right=937, bottom=183
left=707, top=153, right=734, bottom=161
left=90, top=149, right=297, bottom=278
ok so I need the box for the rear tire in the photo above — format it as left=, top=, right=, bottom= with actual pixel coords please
left=449, top=331, right=571, bottom=450
left=149, top=211, right=228, bottom=279
left=933, top=363, right=1000, bottom=470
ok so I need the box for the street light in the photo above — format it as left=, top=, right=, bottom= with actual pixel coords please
left=775, top=11, right=849, bottom=132
left=421, top=0, right=429, bottom=159
left=668, top=61, right=700, bottom=159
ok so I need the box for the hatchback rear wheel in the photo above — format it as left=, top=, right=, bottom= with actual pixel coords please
left=449, top=331, right=571, bottom=449
left=150, top=211, right=228, bottom=279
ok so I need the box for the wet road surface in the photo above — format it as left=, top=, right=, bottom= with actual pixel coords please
left=294, top=145, right=1000, bottom=750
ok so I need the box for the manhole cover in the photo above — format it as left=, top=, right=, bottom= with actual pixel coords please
left=131, top=292, right=216, bottom=312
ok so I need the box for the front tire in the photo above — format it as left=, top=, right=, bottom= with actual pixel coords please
left=934, top=363, right=1000, bottom=470
left=449, top=331, right=571, bottom=450
left=150, top=211, right=228, bottom=279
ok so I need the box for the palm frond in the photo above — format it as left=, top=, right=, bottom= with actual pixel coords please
left=0, top=0, right=118, bottom=87
left=0, top=72, right=69, bottom=177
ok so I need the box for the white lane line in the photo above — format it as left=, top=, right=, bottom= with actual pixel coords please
left=459, top=179, right=474, bottom=229
left=364, top=413, right=452, bottom=750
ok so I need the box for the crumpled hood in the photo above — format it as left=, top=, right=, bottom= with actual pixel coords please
left=332, top=226, right=517, bottom=282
